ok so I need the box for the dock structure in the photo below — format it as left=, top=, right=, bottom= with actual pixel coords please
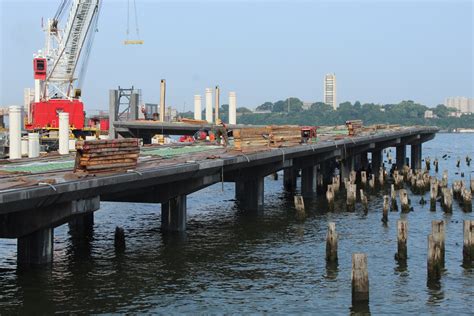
left=0, top=126, right=437, bottom=267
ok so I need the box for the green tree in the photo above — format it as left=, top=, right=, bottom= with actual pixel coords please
left=256, top=101, right=273, bottom=111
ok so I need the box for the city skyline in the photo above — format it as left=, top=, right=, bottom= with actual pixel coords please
left=1, top=0, right=472, bottom=111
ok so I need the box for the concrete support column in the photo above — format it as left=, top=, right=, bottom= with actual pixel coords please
left=283, top=168, right=297, bottom=191
left=371, top=150, right=382, bottom=177
left=360, top=152, right=369, bottom=171
left=301, top=166, right=317, bottom=196
left=411, top=144, right=422, bottom=171
left=68, top=212, right=94, bottom=236
left=17, top=227, right=53, bottom=267
left=161, top=195, right=187, bottom=232
left=353, top=154, right=362, bottom=171
left=396, top=145, right=406, bottom=170
left=340, top=156, right=353, bottom=179
left=235, top=177, right=264, bottom=211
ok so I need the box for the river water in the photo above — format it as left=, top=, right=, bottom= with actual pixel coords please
left=0, top=133, right=473, bottom=314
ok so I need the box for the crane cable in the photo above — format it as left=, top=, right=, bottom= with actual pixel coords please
left=125, top=0, right=143, bottom=44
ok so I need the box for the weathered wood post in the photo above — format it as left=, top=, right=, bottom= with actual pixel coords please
left=463, top=220, right=474, bottom=267
left=346, top=183, right=357, bottom=211
left=456, top=158, right=460, bottom=168
left=333, top=175, right=340, bottom=193
left=378, top=167, right=384, bottom=186
left=395, top=220, right=408, bottom=261
left=399, top=189, right=410, bottom=213
left=326, top=222, right=338, bottom=262
left=350, top=170, right=357, bottom=184
left=326, top=184, right=335, bottom=210
left=470, top=176, right=474, bottom=193
left=441, top=170, right=448, bottom=188
left=391, top=184, right=398, bottom=211
left=427, top=234, right=442, bottom=281
left=452, top=180, right=462, bottom=200
left=114, top=226, right=125, bottom=252
left=442, top=188, right=453, bottom=213
left=294, top=194, right=305, bottom=215
left=425, top=157, right=431, bottom=171
left=434, top=158, right=439, bottom=173
left=461, top=188, right=472, bottom=212
left=382, top=195, right=389, bottom=224
left=368, top=174, right=375, bottom=189
left=432, top=220, right=445, bottom=266
left=361, top=171, right=367, bottom=186
left=360, top=189, right=368, bottom=213
left=430, top=178, right=438, bottom=211
left=352, top=253, right=369, bottom=304
left=272, top=172, right=278, bottom=180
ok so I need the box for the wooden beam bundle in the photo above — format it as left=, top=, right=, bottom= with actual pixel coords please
left=74, top=138, right=140, bottom=173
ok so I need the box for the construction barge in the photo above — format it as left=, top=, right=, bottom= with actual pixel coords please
left=0, top=124, right=437, bottom=267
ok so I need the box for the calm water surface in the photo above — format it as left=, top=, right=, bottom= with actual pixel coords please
left=0, top=133, right=473, bottom=314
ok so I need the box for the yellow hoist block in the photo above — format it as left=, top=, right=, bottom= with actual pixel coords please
left=124, top=40, right=144, bottom=45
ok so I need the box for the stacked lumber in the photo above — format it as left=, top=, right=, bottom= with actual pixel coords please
left=74, top=138, right=140, bottom=173
left=233, top=127, right=269, bottom=152
left=269, top=125, right=302, bottom=147
left=345, top=120, right=363, bottom=136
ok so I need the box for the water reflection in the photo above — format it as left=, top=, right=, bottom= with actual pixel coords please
left=350, top=301, right=371, bottom=315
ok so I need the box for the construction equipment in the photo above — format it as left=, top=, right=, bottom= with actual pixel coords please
left=301, top=126, right=318, bottom=143
left=26, top=0, right=101, bottom=135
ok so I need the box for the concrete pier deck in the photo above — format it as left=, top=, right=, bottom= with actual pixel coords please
left=0, top=126, right=437, bottom=267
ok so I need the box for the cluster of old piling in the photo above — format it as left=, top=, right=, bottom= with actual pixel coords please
left=290, top=150, right=473, bottom=306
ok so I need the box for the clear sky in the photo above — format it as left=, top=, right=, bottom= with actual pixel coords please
left=0, top=0, right=473, bottom=111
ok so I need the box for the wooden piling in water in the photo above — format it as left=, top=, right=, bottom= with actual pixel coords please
left=431, top=220, right=445, bottom=266
left=399, top=189, right=410, bottom=213
left=430, top=178, right=438, bottom=211
left=294, top=194, right=305, bottom=214
left=463, top=220, right=474, bottom=267
left=347, top=183, right=357, bottom=211
left=378, top=167, right=384, bottom=186
left=361, top=171, right=367, bottom=186
left=441, top=170, right=448, bottom=188
left=425, top=157, right=431, bottom=171
left=382, top=195, right=389, bottom=223
left=390, top=184, right=398, bottom=211
left=350, top=170, right=357, bottom=184
left=441, top=188, right=453, bottom=213
left=360, top=189, right=368, bottom=213
left=368, top=174, right=375, bottom=189
left=461, top=188, right=472, bottom=212
left=114, top=226, right=126, bottom=252
left=326, top=222, right=338, bottom=262
left=396, top=220, right=408, bottom=261
left=352, top=253, right=369, bottom=304
left=427, top=234, right=442, bottom=281
left=434, top=158, right=439, bottom=173
left=452, top=180, right=462, bottom=200
left=272, top=172, right=278, bottom=180
left=326, top=184, right=334, bottom=210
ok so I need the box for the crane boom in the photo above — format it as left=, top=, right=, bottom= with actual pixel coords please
left=49, top=0, right=100, bottom=85
left=28, top=0, right=101, bottom=131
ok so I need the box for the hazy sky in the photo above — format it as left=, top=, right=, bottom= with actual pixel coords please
left=0, top=0, right=473, bottom=111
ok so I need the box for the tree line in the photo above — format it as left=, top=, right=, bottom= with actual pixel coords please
left=180, top=98, right=474, bottom=130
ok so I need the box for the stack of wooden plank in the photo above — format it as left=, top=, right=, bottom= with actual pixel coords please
left=269, top=125, right=302, bottom=147
left=74, top=138, right=140, bottom=173
left=233, top=127, right=269, bottom=152
left=345, top=120, right=363, bottom=136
